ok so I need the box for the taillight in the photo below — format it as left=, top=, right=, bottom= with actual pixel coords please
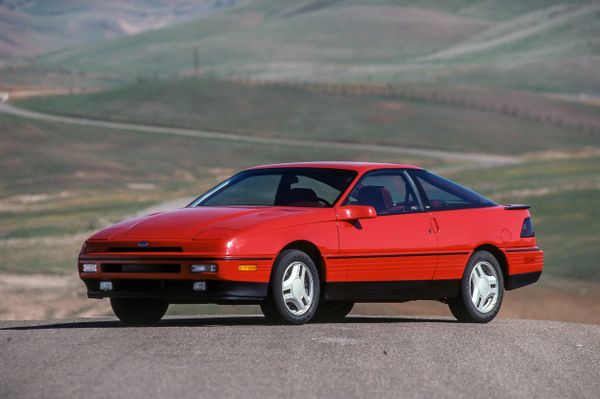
left=520, top=217, right=535, bottom=238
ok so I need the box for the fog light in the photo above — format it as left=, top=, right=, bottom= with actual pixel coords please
left=99, top=281, right=113, bottom=291
left=191, top=264, right=217, bottom=273
left=193, top=281, right=207, bottom=291
left=82, top=263, right=97, bottom=273
left=238, top=264, right=258, bottom=272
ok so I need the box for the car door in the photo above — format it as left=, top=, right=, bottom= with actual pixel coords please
left=330, top=169, right=438, bottom=298
left=407, top=169, right=496, bottom=282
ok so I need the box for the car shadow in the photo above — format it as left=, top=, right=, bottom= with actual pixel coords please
left=1, top=315, right=457, bottom=331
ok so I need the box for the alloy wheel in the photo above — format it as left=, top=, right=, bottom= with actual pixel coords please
left=469, top=261, right=499, bottom=314
left=281, top=261, right=314, bottom=316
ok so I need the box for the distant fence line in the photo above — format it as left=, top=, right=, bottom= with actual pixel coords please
left=4, top=65, right=597, bottom=132
left=221, top=77, right=600, bottom=133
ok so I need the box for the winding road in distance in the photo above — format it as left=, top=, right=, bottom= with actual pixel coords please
left=0, top=102, right=520, bottom=170
left=1, top=316, right=598, bottom=398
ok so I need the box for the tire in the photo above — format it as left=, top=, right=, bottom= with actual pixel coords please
left=260, top=249, right=320, bottom=325
left=110, top=298, right=169, bottom=326
left=259, top=300, right=280, bottom=323
left=312, top=301, right=354, bottom=323
left=448, top=250, right=504, bottom=323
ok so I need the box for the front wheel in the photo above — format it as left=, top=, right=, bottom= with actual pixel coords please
left=261, top=249, right=320, bottom=325
left=448, top=250, right=504, bottom=323
left=110, top=298, right=168, bottom=326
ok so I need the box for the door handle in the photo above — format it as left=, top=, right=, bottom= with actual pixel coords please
left=430, top=217, right=440, bottom=234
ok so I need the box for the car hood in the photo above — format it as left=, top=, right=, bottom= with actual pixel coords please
left=91, top=206, right=332, bottom=241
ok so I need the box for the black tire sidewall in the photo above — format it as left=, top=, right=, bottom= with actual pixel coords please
left=312, top=301, right=354, bottom=322
left=110, top=297, right=168, bottom=326
left=269, top=249, right=320, bottom=324
left=459, top=250, right=504, bottom=323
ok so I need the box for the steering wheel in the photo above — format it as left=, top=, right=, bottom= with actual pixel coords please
left=317, top=197, right=332, bottom=207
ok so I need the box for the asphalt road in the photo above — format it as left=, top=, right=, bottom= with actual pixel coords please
left=1, top=316, right=598, bottom=399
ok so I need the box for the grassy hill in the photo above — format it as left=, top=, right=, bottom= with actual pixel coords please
left=20, top=0, right=599, bottom=93
left=0, top=0, right=231, bottom=60
left=17, top=78, right=600, bottom=155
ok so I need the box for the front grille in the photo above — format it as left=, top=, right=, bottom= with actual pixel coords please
left=102, top=264, right=181, bottom=273
left=107, top=247, right=183, bottom=253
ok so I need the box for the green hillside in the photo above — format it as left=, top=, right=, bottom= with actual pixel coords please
left=23, top=0, right=599, bottom=93
left=0, top=0, right=230, bottom=59
left=18, top=78, right=600, bottom=155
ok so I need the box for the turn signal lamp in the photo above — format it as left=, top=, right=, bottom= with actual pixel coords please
left=238, top=264, right=258, bottom=272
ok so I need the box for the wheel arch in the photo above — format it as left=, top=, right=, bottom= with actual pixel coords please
left=278, top=240, right=325, bottom=284
left=473, top=244, right=509, bottom=284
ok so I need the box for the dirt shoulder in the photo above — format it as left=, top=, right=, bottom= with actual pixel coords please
left=0, top=273, right=110, bottom=320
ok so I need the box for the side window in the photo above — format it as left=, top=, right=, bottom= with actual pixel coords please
left=344, top=170, right=420, bottom=215
left=408, top=170, right=495, bottom=211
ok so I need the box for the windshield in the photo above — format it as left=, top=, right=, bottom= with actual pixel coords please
left=191, top=168, right=357, bottom=208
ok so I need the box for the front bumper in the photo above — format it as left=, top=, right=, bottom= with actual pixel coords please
left=82, top=279, right=268, bottom=304
left=78, top=253, right=273, bottom=303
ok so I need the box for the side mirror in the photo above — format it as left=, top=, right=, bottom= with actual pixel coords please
left=337, top=205, right=377, bottom=221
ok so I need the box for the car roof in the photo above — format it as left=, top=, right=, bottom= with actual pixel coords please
left=249, top=161, right=422, bottom=173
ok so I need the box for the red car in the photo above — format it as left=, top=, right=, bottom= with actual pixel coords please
left=79, top=162, right=543, bottom=325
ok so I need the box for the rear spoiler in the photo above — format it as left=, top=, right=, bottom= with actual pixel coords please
left=503, top=204, right=531, bottom=210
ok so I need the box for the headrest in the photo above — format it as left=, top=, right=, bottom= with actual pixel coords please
left=357, top=185, right=393, bottom=213
left=277, top=188, right=319, bottom=206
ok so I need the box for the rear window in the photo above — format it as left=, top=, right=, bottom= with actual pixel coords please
left=408, top=170, right=495, bottom=211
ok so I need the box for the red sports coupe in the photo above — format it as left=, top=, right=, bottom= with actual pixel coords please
left=79, top=162, right=543, bottom=325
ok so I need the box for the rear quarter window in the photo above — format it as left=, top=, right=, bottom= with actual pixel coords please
left=408, top=170, right=495, bottom=211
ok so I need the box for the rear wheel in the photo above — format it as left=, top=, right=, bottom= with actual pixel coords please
left=260, top=249, right=320, bottom=325
left=312, top=301, right=354, bottom=322
left=448, top=250, right=504, bottom=323
left=110, top=298, right=168, bottom=326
